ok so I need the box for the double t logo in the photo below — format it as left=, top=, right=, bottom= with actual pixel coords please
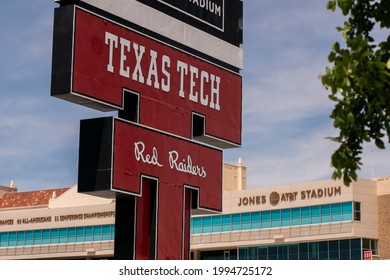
left=51, top=4, right=241, bottom=259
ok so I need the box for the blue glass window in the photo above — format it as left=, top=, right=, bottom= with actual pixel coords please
left=190, top=218, right=194, bottom=234
left=299, top=243, right=308, bottom=260
left=33, top=230, right=42, bottom=245
left=257, top=247, right=268, bottom=260
left=193, top=218, right=202, bottom=234
left=68, top=227, right=76, bottom=242
left=25, top=231, right=33, bottom=246
left=76, top=227, right=85, bottom=242
left=339, top=239, right=350, bottom=260
left=222, top=215, right=231, bottom=232
left=17, top=231, right=25, bottom=246
left=111, top=225, right=115, bottom=233
left=311, top=206, right=321, bottom=224
left=85, top=226, right=93, bottom=242
left=241, top=213, right=251, bottom=230
left=102, top=225, right=111, bottom=240
left=271, top=210, right=281, bottom=227
left=50, top=229, right=59, bottom=244
left=42, top=229, right=51, bottom=244
left=93, top=226, right=102, bottom=241
left=301, top=207, right=311, bottom=225
left=289, top=244, right=299, bottom=260
left=109, top=225, right=114, bottom=239
left=212, top=216, right=222, bottom=232
left=331, top=203, right=342, bottom=222
left=239, top=248, right=247, bottom=260
left=251, top=212, right=260, bottom=229
left=203, top=217, right=212, bottom=233
left=248, top=247, right=257, bottom=260
left=308, top=242, right=318, bottom=260
left=319, top=241, right=329, bottom=260
left=59, top=228, right=67, bottom=243
left=321, top=205, right=331, bottom=223
left=329, top=240, right=339, bottom=260
left=281, top=209, right=291, bottom=226
left=278, top=245, right=288, bottom=260
left=231, top=214, right=241, bottom=231
left=351, top=239, right=362, bottom=260
left=0, top=232, right=8, bottom=247
left=9, top=232, right=17, bottom=246
left=291, top=208, right=301, bottom=225
left=268, top=246, right=278, bottom=260
left=342, top=202, right=353, bottom=220
left=261, top=211, right=271, bottom=228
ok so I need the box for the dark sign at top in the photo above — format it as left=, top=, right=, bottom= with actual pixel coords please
left=137, top=0, right=242, bottom=46
left=156, top=0, right=224, bottom=30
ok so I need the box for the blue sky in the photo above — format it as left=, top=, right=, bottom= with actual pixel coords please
left=1, top=0, right=389, bottom=191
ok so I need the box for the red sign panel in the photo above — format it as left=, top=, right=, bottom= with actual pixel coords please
left=112, top=118, right=223, bottom=212
left=78, top=116, right=222, bottom=211
left=52, top=6, right=242, bottom=147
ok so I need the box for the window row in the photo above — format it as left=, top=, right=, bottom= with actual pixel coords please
left=191, top=202, right=354, bottom=234
left=238, top=239, right=377, bottom=260
left=0, top=224, right=115, bottom=247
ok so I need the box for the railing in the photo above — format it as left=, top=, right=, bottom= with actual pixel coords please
left=0, top=240, right=114, bottom=259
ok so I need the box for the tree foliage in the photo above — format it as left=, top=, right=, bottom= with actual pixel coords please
left=322, top=0, right=390, bottom=185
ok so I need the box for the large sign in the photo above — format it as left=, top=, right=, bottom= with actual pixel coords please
left=51, top=5, right=242, bottom=148
left=51, top=1, right=242, bottom=260
left=78, top=117, right=222, bottom=259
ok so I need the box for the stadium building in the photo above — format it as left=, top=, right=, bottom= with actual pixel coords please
left=1, top=160, right=389, bottom=260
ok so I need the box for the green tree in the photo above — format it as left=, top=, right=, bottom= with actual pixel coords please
left=322, top=0, right=390, bottom=186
